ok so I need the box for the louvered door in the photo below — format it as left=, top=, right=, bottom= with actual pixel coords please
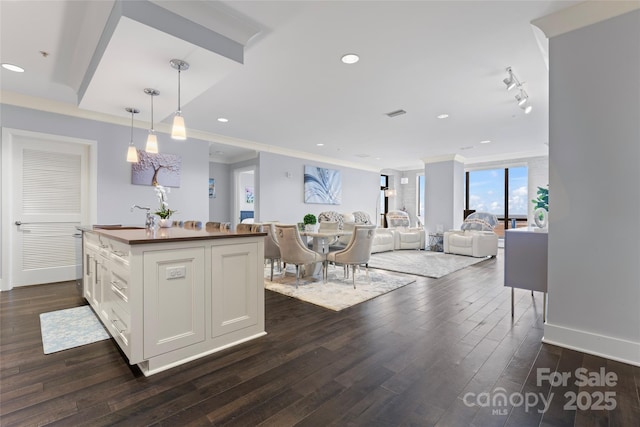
left=11, top=134, right=89, bottom=286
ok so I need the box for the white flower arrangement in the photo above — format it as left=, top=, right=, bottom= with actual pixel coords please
left=154, top=184, right=177, bottom=219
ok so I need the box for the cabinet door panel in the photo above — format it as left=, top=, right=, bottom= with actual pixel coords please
left=143, top=247, right=205, bottom=358
left=211, top=242, right=259, bottom=337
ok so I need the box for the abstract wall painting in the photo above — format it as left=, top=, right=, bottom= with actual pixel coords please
left=209, top=178, right=216, bottom=199
left=245, top=186, right=254, bottom=204
left=304, top=165, right=341, bottom=204
left=131, top=150, right=181, bottom=187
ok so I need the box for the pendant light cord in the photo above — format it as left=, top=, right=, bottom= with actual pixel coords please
left=150, top=92, right=154, bottom=132
left=177, top=68, right=181, bottom=114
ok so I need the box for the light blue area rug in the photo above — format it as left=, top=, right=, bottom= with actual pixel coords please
left=265, top=266, right=417, bottom=311
left=368, top=250, right=490, bottom=278
left=40, top=306, right=110, bottom=354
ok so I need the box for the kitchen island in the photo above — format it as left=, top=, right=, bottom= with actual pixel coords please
left=81, top=226, right=266, bottom=376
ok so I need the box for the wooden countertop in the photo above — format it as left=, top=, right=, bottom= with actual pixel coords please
left=84, top=226, right=266, bottom=245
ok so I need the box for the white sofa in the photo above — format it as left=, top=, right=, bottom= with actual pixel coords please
left=443, top=230, right=498, bottom=257
left=443, top=212, right=498, bottom=257
left=385, top=210, right=426, bottom=250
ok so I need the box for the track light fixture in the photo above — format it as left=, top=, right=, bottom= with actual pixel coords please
left=144, top=88, right=160, bottom=153
left=170, top=59, right=189, bottom=140
left=503, top=68, right=517, bottom=91
left=503, top=67, right=532, bottom=114
left=125, top=107, right=140, bottom=163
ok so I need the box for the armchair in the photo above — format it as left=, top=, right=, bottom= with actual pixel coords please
left=443, top=212, right=498, bottom=257
left=385, top=210, right=426, bottom=250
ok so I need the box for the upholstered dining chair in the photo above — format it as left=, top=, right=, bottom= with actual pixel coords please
left=183, top=220, right=203, bottom=230
left=236, top=223, right=263, bottom=233
left=262, top=223, right=282, bottom=281
left=206, top=221, right=221, bottom=232
left=326, top=224, right=376, bottom=288
left=275, top=224, right=326, bottom=288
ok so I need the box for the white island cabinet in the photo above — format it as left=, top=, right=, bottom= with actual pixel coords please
left=81, top=226, right=266, bottom=376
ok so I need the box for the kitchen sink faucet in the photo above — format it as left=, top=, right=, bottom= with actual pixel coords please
left=131, top=205, right=155, bottom=229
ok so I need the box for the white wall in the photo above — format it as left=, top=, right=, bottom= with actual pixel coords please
left=543, top=10, right=640, bottom=365
left=424, top=158, right=464, bottom=233
left=258, top=152, right=379, bottom=224
left=209, top=161, right=230, bottom=222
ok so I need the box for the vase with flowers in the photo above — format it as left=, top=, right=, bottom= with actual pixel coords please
left=154, top=184, right=177, bottom=228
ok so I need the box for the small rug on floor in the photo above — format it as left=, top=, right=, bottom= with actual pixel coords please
left=368, top=250, right=490, bottom=278
left=265, top=267, right=417, bottom=311
left=40, top=306, right=110, bottom=354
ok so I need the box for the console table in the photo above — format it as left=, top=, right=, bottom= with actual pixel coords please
left=504, top=227, right=548, bottom=321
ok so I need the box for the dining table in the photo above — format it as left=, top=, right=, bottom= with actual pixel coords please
left=299, top=229, right=352, bottom=277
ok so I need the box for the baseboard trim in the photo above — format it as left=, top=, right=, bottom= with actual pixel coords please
left=543, top=323, right=640, bottom=367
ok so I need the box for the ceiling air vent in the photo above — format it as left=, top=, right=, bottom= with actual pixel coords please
left=386, top=109, right=406, bottom=118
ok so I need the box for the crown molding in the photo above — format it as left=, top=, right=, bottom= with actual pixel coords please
left=532, top=1, right=639, bottom=39
left=422, top=154, right=466, bottom=164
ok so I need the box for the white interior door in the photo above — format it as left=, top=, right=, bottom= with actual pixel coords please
left=10, top=132, right=89, bottom=287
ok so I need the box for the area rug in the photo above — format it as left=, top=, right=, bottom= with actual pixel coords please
left=368, top=250, right=490, bottom=278
left=40, top=306, right=110, bottom=354
left=265, top=267, right=417, bottom=311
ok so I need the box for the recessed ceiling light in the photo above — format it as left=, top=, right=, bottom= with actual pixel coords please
left=2, top=63, right=24, bottom=72
left=316, top=143, right=324, bottom=146
left=480, top=140, right=491, bottom=144
left=436, top=114, right=449, bottom=119
left=341, top=53, right=359, bottom=64
left=217, top=117, right=228, bottom=123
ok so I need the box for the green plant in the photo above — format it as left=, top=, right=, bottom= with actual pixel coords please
left=303, top=214, right=317, bottom=225
left=531, top=185, right=549, bottom=211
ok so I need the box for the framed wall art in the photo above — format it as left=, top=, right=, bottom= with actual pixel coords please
left=304, top=165, right=341, bottom=204
left=131, top=150, right=181, bottom=187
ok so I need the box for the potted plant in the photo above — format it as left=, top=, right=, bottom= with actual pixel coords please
left=303, top=213, right=317, bottom=232
left=531, top=185, right=549, bottom=228
left=154, top=185, right=178, bottom=228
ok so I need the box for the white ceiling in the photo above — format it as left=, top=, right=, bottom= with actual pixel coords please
left=0, top=0, right=583, bottom=169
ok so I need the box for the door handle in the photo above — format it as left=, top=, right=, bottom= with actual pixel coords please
left=15, top=221, right=22, bottom=226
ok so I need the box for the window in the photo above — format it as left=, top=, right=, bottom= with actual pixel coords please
left=380, top=175, right=389, bottom=227
left=465, top=166, right=528, bottom=236
left=417, top=174, right=425, bottom=221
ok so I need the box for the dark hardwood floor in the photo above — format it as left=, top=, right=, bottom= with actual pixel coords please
left=2, top=252, right=639, bottom=426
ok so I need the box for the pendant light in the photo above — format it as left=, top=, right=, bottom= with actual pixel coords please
left=144, top=88, right=159, bottom=153
left=170, top=59, right=189, bottom=140
left=125, top=107, right=140, bottom=162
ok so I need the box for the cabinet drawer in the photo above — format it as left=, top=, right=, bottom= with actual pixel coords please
left=109, top=265, right=130, bottom=305
left=109, top=303, right=131, bottom=357
left=109, top=240, right=130, bottom=266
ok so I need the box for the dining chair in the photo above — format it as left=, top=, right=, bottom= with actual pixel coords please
left=262, top=223, right=282, bottom=281
left=183, top=220, right=203, bottom=230
left=326, top=224, right=376, bottom=288
left=206, top=221, right=221, bottom=232
left=237, top=223, right=263, bottom=233
left=275, top=224, right=326, bottom=288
